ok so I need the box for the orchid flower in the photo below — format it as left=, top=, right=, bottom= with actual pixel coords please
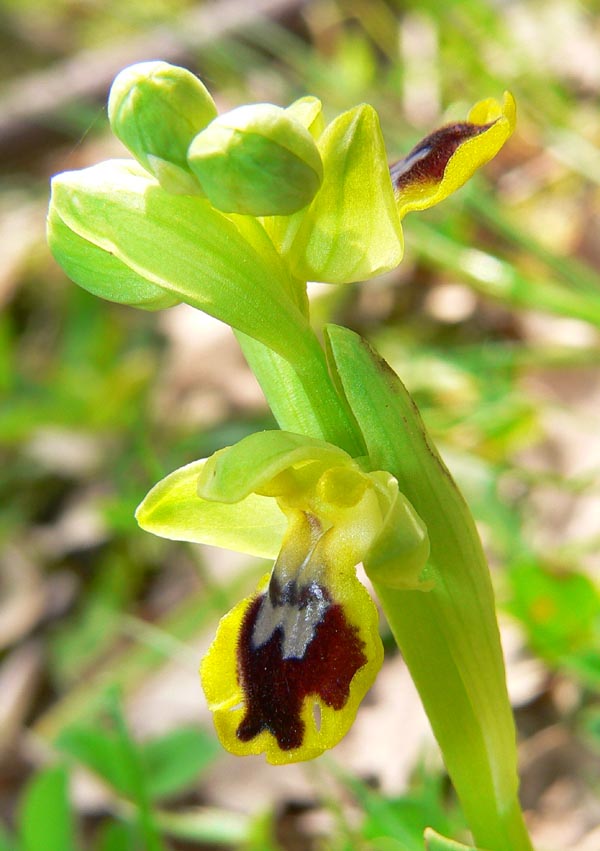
left=136, top=430, right=428, bottom=764
left=47, top=62, right=534, bottom=851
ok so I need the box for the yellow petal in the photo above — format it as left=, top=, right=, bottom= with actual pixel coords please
left=391, top=91, right=516, bottom=219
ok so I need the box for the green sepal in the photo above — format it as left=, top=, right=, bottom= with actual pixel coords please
left=108, top=61, right=217, bottom=195
left=424, top=828, right=485, bottom=851
left=47, top=206, right=179, bottom=311
left=135, top=459, right=286, bottom=558
left=188, top=104, right=323, bottom=216
left=198, top=430, right=350, bottom=504
left=48, top=159, right=316, bottom=364
left=282, top=104, right=404, bottom=283
left=365, top=471, right=431, bottom=590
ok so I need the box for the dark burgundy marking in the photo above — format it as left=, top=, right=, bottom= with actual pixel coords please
left=236, top=591, right=367, bottom=751
left=390, top=121, right=493, bottom=190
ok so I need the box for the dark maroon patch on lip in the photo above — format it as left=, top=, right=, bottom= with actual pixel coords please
left=390, top=121, right=494, bottom=190
left=235, top=590, right=367, bottom=751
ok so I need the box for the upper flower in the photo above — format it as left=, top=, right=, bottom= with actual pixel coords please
left=136, top=430, right=430, bottom=764
left=48, top=61, right=516, bottom=318
left=390, top=91, right=516, bottom=218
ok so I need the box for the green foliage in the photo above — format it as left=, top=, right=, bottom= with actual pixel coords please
left=352, top=775, right=464, bottom=851
left=18, top=766, right=76, bottom=851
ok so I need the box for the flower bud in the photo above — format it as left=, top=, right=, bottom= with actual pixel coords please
left=187, top=103, right=323, bottom=216
left=108, top=61, right=217, bottom=195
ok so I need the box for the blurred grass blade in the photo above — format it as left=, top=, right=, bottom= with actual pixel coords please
left=0, top=823, right=16, bottom=851
left=107, top=691, right=166, bottom=851
left=153, top=807, right=250, bottom=845
left=94, top=821, right=134, bottom=851
left=424, top=828, right=481, bottom=851
left=408, top=219, right=600, bottom=326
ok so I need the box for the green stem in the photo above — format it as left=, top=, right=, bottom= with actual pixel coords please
left=325, top=325, right=534, bottom=851
left=235, top=329, right=365, bottom=457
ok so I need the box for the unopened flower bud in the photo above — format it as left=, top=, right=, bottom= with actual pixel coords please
left=187, top=104, right=323, bottom=216
left=108, top=61, right=217, bottom=195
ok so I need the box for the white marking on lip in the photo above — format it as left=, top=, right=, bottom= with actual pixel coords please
left=251, top=581, right=330, bottom=660
left=391, top=144, right=432, bottom=181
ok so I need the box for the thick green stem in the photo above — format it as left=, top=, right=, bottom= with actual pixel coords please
left=325, top=325, right=533, bottom=851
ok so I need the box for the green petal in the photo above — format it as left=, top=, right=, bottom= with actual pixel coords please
left=198, top=430, right=351, bottom=504
left=365, top=471, right=431, bottom=590
left=285, top=104, right=404, bottom=283
left=135, top=459, right=286, bottom=558
left=49, top=159, right=314, bottom=363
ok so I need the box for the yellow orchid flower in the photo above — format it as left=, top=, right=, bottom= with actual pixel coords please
left=391, top=91, right=516, bottom=218
left=136, top=430, right=429, bottom=764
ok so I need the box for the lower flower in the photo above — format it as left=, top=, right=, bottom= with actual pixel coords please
left=136, top=430, right=429, bottom=764
left=201, top=511, right=383, bottom=764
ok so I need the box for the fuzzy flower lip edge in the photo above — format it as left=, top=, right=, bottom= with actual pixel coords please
left=136, top=430, right=430, bottom=764
left=390, top=91, right=516, bottom=219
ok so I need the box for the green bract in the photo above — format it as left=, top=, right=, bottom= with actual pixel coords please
left=47, top=205, right=179, bottom=311
left=48, top=159, right=311, bottom=364
left=325, top=325, right=530, bottom=851
left=108, top=60, right=217, bottom=195
left=188, top=103, right=323, bottom=216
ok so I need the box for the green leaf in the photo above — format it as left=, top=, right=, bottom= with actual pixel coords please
left=19, top=766, right=76, bottom=851
left=94, top=821, right=135, bottom=851
left=153, top=807, right=250, bottom=845
left=325, top=325, right=533, bottom=851
left=107, top=693, right=166, bottom=851
left=141, top=727, right=220, bottom=800
left=56, top=725, right=131, bottom=796
left=135, top=458, right=287, bottom=558
left=284, top=104, right=403, bottom=283
left=506, top=557, right=600, bottom=664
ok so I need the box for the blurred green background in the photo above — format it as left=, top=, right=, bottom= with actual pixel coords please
left=1, top=0, right=600, bottom=849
